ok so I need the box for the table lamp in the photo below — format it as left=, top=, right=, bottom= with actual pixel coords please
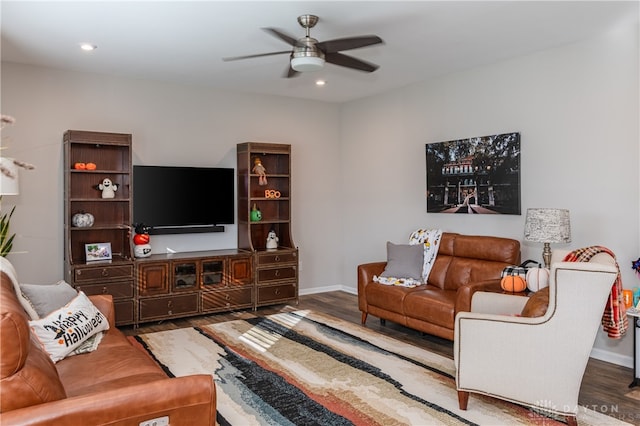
left=524, top=208, right=571, bottom=268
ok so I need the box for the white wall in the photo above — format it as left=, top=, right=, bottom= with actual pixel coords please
left=0, top=64, right=343, bottom=294
left=339, top=22, right=639, bottom=365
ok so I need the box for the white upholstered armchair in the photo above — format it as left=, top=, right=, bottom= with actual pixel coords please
left=454, top=251, right=618, bottom=425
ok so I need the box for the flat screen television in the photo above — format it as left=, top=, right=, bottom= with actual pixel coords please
left=133, top=165, right=235, bottom=235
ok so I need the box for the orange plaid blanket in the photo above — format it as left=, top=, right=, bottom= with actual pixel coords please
left=563, top=246, right=628, bottom=339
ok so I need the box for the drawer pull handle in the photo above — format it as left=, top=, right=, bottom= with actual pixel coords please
left=275, top=289, right=280, bottom=295
left=102, top=287, right=108, bottom=294
left=275, top=256, right=280, bottom=262
left=275, top=270, right=280, bottom=277
left=225, top=294, right=230, bottom=301
left=167, top=300, right=173, bottom=308
left=101, top=269, right=109, bottom=277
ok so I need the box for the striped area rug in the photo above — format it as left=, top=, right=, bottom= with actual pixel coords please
left=132, top=310, right=628, bottom=426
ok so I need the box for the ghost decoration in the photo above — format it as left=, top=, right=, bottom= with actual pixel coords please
left=98, top=178, right=118, bottom=199
left=266, top=228, right=279, bottom=250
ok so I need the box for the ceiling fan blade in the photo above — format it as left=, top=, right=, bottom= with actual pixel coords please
left=325, top=52, right=379, bottom=73
left=222, top=50, right=291, bottom=62
left=316, top=35, right=383, bottom=53
left=284, top=64, right=300, bottom=78
left=263, top=28, right=301, bottom=47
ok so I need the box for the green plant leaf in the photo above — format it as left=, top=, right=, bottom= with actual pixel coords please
left=0, top=199, right=16, bottom=257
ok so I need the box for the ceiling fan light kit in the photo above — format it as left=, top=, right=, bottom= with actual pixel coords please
left=291, top=56, right=325, bottom=72
left=222, top=14, right=383, bottom=78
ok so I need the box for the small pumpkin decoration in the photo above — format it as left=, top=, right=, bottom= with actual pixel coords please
left=250, top=203, right=262, bottom=222
left=85, top=162, right=97, bottom=170
left=526, top=267, right=550, bottom=292
left=133, top=233, right=150, bottom=245
left=72, top=211, right=95, bottom=228
left=134, top=244, right=152, bottom=258
left=73, top=162, right=86, bottom=170
left=501, top=274, right=527, bottom=293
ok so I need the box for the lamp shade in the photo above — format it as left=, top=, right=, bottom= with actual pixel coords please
left=524, top=208, right=571, bottom=243
left=0, top=157, right=19, bottom=195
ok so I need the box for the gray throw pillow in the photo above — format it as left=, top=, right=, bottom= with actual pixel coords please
left=19, top=280, right=78, bottom=319
left=380, top=242, right=424, bottom=280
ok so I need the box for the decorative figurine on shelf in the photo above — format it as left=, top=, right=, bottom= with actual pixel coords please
left=252, top=157, right=268, bottom=186
left=98, top=177, right=118, bottom=198
left=74, top=162, right=97, bottom=170
left=250, top=203, right=262, bottom=222
left=132, top=223, right=152, bottom=258
left=266, top=228, right=279, bottom=250
left=72, top=211, right=95, bottom=228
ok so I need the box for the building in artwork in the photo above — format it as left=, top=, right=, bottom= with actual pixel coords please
left=439, top=155, right=495, bottom=208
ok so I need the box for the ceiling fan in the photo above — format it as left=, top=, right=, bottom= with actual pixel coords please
left=222, top=14, right=383, bottom=78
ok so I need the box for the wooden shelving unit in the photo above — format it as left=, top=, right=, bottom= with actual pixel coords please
left=237, top=142, right=298, bottom=308
left=63, top=130, right=135, bottom=325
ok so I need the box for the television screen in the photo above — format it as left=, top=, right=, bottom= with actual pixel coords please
left=133, top=165, right=234, bottom=234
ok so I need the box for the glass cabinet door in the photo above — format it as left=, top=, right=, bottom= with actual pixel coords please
left=201, top=259, right=224, bottom=287
left=173, top=261, right=198, bottom=290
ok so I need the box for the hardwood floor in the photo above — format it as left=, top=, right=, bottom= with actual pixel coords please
left=121, top=291, right=640, bottom=425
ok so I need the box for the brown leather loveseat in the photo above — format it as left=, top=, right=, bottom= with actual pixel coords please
left=358, top=232, right=520, bottom=340
left=0, top=259, right=216, bottom=425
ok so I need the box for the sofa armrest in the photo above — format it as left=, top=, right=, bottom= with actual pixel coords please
left=357, top=262, right=386, bottom=312
left=469, top=291, right=529, bottom=315
left=0, top=375, right=216, bottom=426
left=88, top=294, right=116, bottom=326
left=454, top=279, right=503, bottom=316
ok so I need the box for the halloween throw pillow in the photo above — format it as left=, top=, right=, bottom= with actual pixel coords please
left=29, top=291, right=109, bottom=362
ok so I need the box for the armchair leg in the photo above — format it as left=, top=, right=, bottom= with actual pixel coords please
left=457, top=391, right=469, bottom=410
left=565, top=415, right=577, bottom=426
left=361, top=312, right=368, bottom=325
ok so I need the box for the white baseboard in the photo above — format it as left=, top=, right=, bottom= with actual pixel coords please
left=590, top=347, right=634, bottom=369
left=299, top=285, right=357, bottom=296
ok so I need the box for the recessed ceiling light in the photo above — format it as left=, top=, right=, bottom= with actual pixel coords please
left=315, top=80, right=326, bottom=86
left=79, top=43, right=97, bottom=51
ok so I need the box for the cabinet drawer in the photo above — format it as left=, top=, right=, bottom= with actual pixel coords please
left=257, top=266, right=297, bottom=284
left=76, top=280, right=133, bottom=299
left=114, top=300, right=135, bottom=326
left=74, top=265, right=134, bottom=283
left=257, top=283, right=297, bottom=304
left=256, top=251, right=297, bottom=266
left=139, top=294, right=198, bottom=322
left=201, top=288, right=253, bottom=311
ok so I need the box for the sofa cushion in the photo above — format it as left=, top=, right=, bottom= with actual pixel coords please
left=1, top=256, right=41, bottom=320
left=380, top=242, right=424, bottom=280
left=20, top=280, right=78, bottom=318
left=404, top=288, right=457, bottom=329
left=0, top=309, right=67, bottom=412
left=56, top=328, right=167, bottom=397
left=521, top=287, right=550, bottom=318
left=29, top=292, right=109, bottom=363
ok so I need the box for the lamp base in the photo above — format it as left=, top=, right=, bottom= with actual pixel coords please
left=542, top=242, right=552, bottom=269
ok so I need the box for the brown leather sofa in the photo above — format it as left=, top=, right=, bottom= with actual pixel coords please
left=358, top=232, right=520, bottom=340
left=0, top=267, right=217, bottom=425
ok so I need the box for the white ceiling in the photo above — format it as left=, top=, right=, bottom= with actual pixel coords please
left=1, top=1, right=638, bottom=103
